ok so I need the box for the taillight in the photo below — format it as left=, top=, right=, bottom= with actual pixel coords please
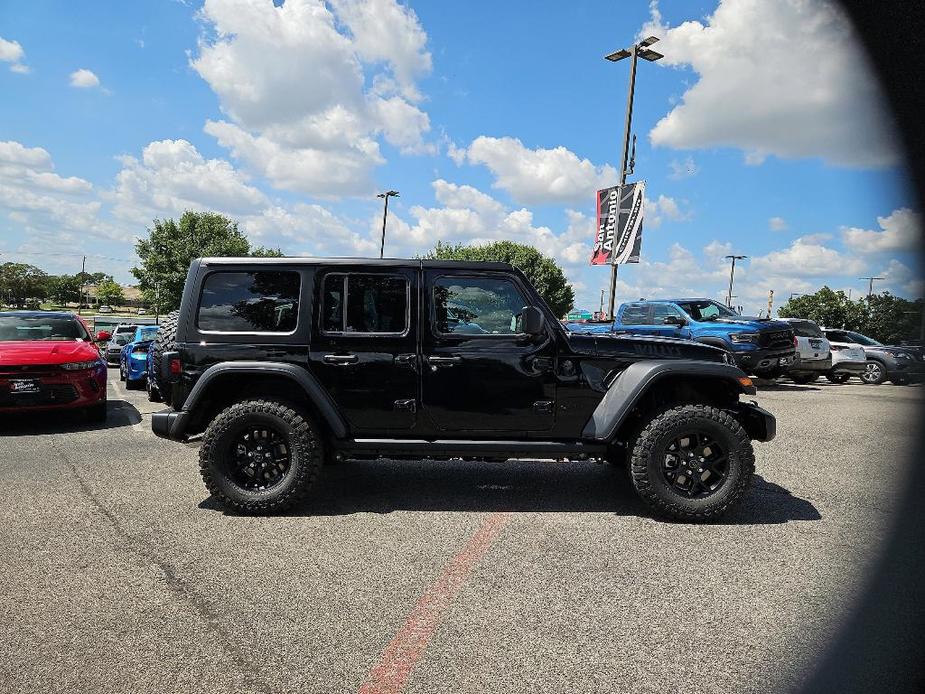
left=793, top=334, right=798, bottom=348
left=169, top=357, right=182, bottom=376
left=831, top=344, right=844, bottom=351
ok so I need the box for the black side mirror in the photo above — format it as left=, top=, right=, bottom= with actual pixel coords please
left=520, top=306, right=545, bottom=335
left=663, top=315, right=686, bottom=326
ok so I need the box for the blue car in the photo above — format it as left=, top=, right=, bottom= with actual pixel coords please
left=119, top=325, right=159, bottom=389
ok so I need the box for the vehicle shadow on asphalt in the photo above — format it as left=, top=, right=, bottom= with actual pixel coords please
left=754, top=382, right=822, bottom=392
left=0, top=399, right=142, bottom=436
left=200, top=460, right=820, bottom=525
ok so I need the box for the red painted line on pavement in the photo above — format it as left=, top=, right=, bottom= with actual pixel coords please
left=357, top=512, right=512, bottom=694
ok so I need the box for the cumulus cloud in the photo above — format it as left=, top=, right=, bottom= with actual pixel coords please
left=769, top=216, right=788, bottom=231
left=841, top=207, right=922, bottom=254
left=190, top=0, right=434, bottom=196
left=457, top=136, right=617, bottom=205
left=0, top=36, right=29, bottom=73
left=69, top=68, right=102, bottom=89
left=645, top=194, right=692, bottom=229
left=109, top=139, right=268, bottom=223
left=668, top=156, right=698, bottom=180
left=750, top=235, right=866, bottom=277
left=643, top=0, right=898, bottom=168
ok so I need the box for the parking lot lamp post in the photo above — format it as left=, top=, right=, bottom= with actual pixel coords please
left=377, top=190, right=399, bottom=259
left=859, top=276, right=884, bottom=298
left=724, top=255, right=747, bottom=307
left=603, top=36, right=663, bottom=320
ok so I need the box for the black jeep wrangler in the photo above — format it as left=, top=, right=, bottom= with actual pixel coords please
left=152, top=257, right=775, bottom=521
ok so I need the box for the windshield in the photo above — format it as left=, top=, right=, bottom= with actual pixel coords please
left=137, top=328, right=158, bottom=341
left=0, top=314, right=89, bottom=341
left=789, top=320, right=824, bottom=338
left=675, top=300, right=738, bottom=321
left=845, top=330, right=882, bottom=346
left=111, top=333, right=133, bottom=345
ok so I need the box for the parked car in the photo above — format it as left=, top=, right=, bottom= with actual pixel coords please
left=151, top=257, right=777, bottom=522
left=118, top=325, right=160, bottom=389
left=567, top=299, right=797, bottom=379
left=0, top=311, right=107, bottom=421
left=779, top=318, right=831, bottom=383
left=137, top=308, right=147, bottom=315
left=98, top=305, right=113, bottom=314
left=819, top=328, right=867, bottom=383
left=822, top=328, right=924, bottom=385
left=103, top=324, right=137, bottom=365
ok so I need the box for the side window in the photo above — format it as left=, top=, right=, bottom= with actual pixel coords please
left=198, top=271, right=301, bottom=333
left=621, top=304, right=650, bottom=325
left=433, top=276, right=528, bottom=335
left=322, top=273, right=408, bottom=335
left=826, top=330, right=847, bottom=342
left=652, top=304, right=683, bottom=324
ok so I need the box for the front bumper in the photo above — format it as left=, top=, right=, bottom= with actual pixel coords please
left=0, top=366, right=106, bottom=412
left=732, top=347, right=797, bottom=373
left=736, top=401, right=776, bottom=442
left=884, top=357, right=925, bottom=382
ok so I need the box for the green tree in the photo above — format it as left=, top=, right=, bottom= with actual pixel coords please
left=422, top=240, right=575, bottom=317
left=777, top=286, right=867, bottom=330
left=859, top=293, right=924, bottom=344
left=96, top=278, right=125, bottom=307
left=131, top=211, right=274, bottom=312
left=0, top=262, right=49, bottom=308
left=47, top=274, right=82, bottom=306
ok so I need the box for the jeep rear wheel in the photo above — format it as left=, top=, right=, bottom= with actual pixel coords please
left=630, top=404, right=754, bottom=522
left=199, top=400, right=323, bottom=514
left=826, top=372, right=851, bottom=384
left=150, top=310, right=179, bottom=407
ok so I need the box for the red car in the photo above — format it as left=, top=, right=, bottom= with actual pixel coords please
left=0, top=311, right=108, bottom=421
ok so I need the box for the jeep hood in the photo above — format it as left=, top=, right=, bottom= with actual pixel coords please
left=0, top=340, right=101, bottom=366
left=567, top=332, right=727, bottom=363
left=713, top=317, right=791, bottom=331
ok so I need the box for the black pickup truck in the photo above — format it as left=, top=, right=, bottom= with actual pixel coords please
left=151, top=257, right=775, bottom=521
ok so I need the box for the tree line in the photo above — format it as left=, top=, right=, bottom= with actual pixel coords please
left=778, top=287, right=923, bottom=344
left=0, top=263, right=126, bottom=309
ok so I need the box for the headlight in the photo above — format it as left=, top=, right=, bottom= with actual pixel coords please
left=61, top=360, right=102, bottom=371
left=889, top=351, right=912, bottom=359
left=729, top=332, right=759, bottom=344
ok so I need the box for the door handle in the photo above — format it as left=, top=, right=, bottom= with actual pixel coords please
left=394, top=353, right=417, bottom=369
left=323, top=354, right=358, bottom=365
left=427, top=355, right=462, bottom=368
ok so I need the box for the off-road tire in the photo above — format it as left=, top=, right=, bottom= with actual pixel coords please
left=791, top=373, right=818, bottom=384
left=826, top=372, right=851, bottom=384
left=630, top=404, right=754, bottom=522
left=119, top=362, right=126, bottom=381
left=146, top=377, right=162, bottom=402
left=199, top=400, right=323, bottom=514
left=151, top=310, right=179, bottom=407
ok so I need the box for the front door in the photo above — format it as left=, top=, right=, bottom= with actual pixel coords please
left=310, top=267, right=418, bottom=434
left=420, top=271, right=556, bottom=433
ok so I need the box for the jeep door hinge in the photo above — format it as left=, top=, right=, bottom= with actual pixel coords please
left=394, top=399, right=417, bottom=413
left=533, top=400, right=554, bottom=414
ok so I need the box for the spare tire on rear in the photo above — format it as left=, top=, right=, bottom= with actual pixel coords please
left=151, top=310, right=179, bottom=408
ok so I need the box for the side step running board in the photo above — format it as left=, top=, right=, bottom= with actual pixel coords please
left=336, top=438, right=609, bottom=459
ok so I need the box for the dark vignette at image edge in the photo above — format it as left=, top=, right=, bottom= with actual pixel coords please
left=799, top=2, right=925, bottom=692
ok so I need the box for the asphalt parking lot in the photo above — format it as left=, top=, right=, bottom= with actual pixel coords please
left=1, top=370, right=921, bottom=694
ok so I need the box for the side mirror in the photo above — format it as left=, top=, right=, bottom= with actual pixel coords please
left=520, top=306, right=545, bottom=336
left=95, top=330, right=111, bottom=342
left=662, top=315, right=686, bottom=326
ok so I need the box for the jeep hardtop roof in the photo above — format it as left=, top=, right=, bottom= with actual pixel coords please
left=199, top=257, right=514, bottom=272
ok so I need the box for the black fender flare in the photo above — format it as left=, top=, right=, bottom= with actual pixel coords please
left=181, top=361, right=347, bottom=438
left=695, top=337, right=731, bottom=351
left=581, top=359, right=755, bottom=442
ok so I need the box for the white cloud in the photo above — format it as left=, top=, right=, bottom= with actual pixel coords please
left=668, top=156, right=698, bottom=180
left=191, top=0, right=433, bottom=197
left=769, top=216, right=788, bottom=231
left=645, top=194, right=692, bottom=229
left=459, top=136, right=617, bottom=205
left=69, top=68, right=101, bottom=89
left=750, top=236, right=865, bottom=277
left=643, top=0, right=898, bottom=168
left=109, top=139, right=268, bottom=223
left=841, top=207, right=922, bottom=254
left=0, top=36, right=28, bottom=73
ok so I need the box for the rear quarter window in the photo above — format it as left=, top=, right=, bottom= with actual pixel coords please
left=197, top=271, right=301, bottom=333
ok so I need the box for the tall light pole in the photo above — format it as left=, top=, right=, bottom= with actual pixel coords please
left=377, top=190, right=399, bottom=259
left=725, top=254, right=747, bottom=307
left=859, top=276, right=884, bottom=298
left=603, top=36, right=663, bottom=320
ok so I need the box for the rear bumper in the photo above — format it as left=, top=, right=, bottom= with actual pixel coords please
left=832, top=361, right=867, bottom=374
left=789, top=356, right=832, bottom=373
left=736, top=401, right=776, bottom=442
left=151, top=409, right=190, bottom=440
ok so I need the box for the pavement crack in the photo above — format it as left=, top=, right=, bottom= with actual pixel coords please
left=56, top=441, right=270, bottom=694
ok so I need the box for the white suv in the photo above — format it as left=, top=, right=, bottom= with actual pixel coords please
left=780, top=318, right=831, bottom=384
left=821, top=328, right=868, bottom=383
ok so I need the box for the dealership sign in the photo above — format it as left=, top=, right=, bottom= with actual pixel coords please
left=590, top=181, right=645, bottom=265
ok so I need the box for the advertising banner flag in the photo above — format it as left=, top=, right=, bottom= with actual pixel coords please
left=590, top=181, right=645, bottom=265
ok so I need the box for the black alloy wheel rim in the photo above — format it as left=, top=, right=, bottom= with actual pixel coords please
left=862, top=363, right=882, bottom=383
left=227, top=425, right=291, bottom=491
left=661, top=431, right=729, bottom=499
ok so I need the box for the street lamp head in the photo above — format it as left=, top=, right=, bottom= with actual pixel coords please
left=639, top=49, right=664, bottom=62
left=725, top=254, right=748, bottom=260
left=377, top=190, right=399, bottom=199
left=604, top=48, right=631, bottom=62
left=639, top=36, right=660, bottom=47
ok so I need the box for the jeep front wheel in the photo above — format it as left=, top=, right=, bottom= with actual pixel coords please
left=199, top=400, right=323, bottom=514
left=630, top=404, right=754, bottom=522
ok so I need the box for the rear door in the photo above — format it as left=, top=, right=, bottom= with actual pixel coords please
left=309, top=267, right=418, bottom=434
left=420, top=270, right=556, bottom=433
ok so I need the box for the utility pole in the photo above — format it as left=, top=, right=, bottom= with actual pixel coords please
left=859, top=276, right=884, bottom=298
left=603, top=36, right=663, bottom=320
left=377, top=190, right=399, bottom=259
left=724, top=255, right=747, bottom=307
left=80, top=255, right=86, bottom=315
left=767, top=289, right=774, bottom=318
left=599, top=289, right=605, bottom=319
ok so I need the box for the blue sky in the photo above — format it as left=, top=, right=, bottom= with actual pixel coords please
left=0, top=0, right=920, bottom=315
